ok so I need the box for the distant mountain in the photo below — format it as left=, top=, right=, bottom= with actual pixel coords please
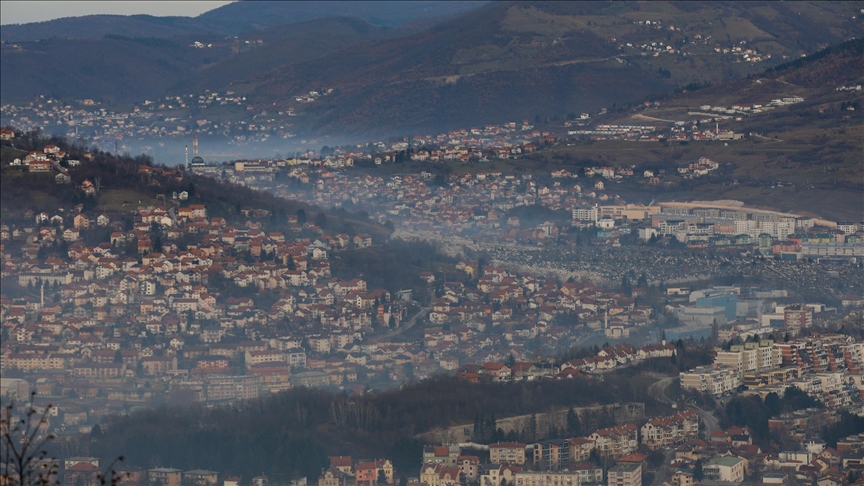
left=1, top=35, right=207, bottom=103
left=0, top=17, right=388, bottom=103
left=198, top=1, right=487, bottom=29
left=0, top=1, right=486, bottom=42
left=237, top=1, right=864, bottom=136
left=1, top=1, right=861, bottom=138
left=168, top=17, right=393, bottom=95
left=0, top=14, right=248, bottom=42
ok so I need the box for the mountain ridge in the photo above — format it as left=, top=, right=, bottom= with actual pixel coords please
left=0, top=1, right=486, bottom=42
left=1, top=1, right=861, bottom=140
left=235, top=1, right=863, bottom=136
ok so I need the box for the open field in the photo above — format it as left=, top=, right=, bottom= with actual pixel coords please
left=653, top=183, right=862, bottom=221
left=0, top=146, right=26, bottom=165
left=96, top=189, right=162, bottom=212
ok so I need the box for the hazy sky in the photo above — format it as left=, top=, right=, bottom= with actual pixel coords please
left=0, top=1, right=234, bottom=25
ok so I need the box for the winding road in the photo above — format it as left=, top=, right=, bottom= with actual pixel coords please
left=647, top=375, right=721, bottom=438
left=646, top=375, right=720, bottom=486
left=372, top=305, right=430, bottom=343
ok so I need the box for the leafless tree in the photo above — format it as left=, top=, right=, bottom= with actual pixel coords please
left=1, top=392, right=57, bottom=486
left=2, top=392, right=125, bottom=486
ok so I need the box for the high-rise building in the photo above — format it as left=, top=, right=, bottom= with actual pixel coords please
left=714, top=340, right=778, bottom=379
left=783, top=304, right=812, bottom=333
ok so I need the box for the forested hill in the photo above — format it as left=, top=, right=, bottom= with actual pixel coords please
left=0, top=135, right=388, bottom=240
left=80, top=375, right=654, bottom=482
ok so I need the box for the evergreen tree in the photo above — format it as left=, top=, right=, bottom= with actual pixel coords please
left=473, top=412, right=483, bottom=441
left=566, top=407, right=581, bottom=436
left=315, top=212, right=328, bottom=229
left=589, top=448, right=601, bottom=466
left=486, top=413, right=497, bottom=440
left=621, top=275, right=632, bottom=294
left=377, top=469, right=387, bottom=485
left=693, top=460, right=704, bottom=481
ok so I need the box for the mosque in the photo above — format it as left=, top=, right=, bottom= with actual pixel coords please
left=185, top=135, right=205, bottom=170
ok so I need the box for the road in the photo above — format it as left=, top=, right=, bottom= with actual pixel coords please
left=373, top=305, right=430, bottom=343
left=645, top=375, right=721, bottom=438
left=647, top=376, right=676, bottom=405
left=690, top=404, right=720, bottom=438
left=643, top=375, right=719, bottom=486
left=651, top=448, right=677, bottom=486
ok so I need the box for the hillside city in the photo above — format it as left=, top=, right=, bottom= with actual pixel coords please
left=0, top=88, right=811, bottom=152
left=1, top=2, right=863, bottom=486
left=1, top=130, right=864, bottom=486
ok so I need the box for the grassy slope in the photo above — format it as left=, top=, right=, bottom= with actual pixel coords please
left=96, top=189, right=162, bottom=212
left=0, top=18, right=392, bottom=104
left=0, top=146, right=26, bottom=164
left=168, top=17, right=391, bottom=95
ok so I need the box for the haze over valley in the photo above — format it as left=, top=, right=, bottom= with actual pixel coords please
left=1, top=2, right=863, bottom=486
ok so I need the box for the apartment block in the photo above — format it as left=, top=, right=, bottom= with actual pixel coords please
left=490, top=442, right=528, bottom=465
left=679, top=365, right=740, bottom=396
left=589, top=424, right=639, bottom=458
left=715, top=340, right=778, bottom=380
left=704, top=457, right=745, bottom=483
left=515, top=471, right=580, bottom=486
left=783, top=304, right=812, bottom=333
left=529, top=440, right=570, bottom=470
left=640, top=410, right=700, bottom=450
left=608, top=462, right=642, bottom=486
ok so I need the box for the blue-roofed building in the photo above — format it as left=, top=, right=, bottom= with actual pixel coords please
left=694, top=291, right=738, bottom=322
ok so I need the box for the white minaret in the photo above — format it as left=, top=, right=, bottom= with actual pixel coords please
left=185, top=145, right=189, bottom=169
left=40, top=281, right=45, bottom=307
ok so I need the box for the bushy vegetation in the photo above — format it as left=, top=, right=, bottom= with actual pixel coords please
left=719, top=387, right=822, bottom=444
left=331, top=240, right=458, bottom=298
left=0, top=134, right=386, bottom=239
left=74, top=374, right=663, bottom=481
left=823, top=411, right=864, bottom=448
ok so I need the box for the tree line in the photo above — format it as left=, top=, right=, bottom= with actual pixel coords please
left=67, top=374, right=661, bottom=481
